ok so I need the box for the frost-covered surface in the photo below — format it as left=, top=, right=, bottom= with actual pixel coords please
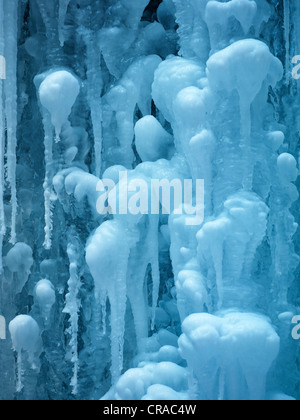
left=0, top=0, right=299, bottom=401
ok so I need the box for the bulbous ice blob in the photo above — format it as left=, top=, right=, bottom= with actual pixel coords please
left=111, top=362, right=188, bottom=400
left=6, top=243, right=33, bottom=293
left=9, top=315, right=40, bottom=392
left=9, top=315, right=40, bottom=355
left=39, top=70, right=80, bottom=141
left=152, top=57, right=205, bottom=122
left=267, top=131, right=285, bottom=152
left=207, top=39, right=283, bottom=104
left=35, top=279, right=56, bottom=320
left=134, top=115, right=173, bottom=162
left=142, top=384, right=188, bottom=401
left=179, top=312, right=280, bottom=400
left=205, top=0, right=258, bottom=36
left=277, top=153, right=298, bottom=183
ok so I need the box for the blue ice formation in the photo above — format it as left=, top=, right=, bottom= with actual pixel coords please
left=0, top=0, right=300, bottom=401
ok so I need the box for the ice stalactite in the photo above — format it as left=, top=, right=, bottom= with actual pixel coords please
left=35, top=0, right=57, bottom=45
left=98, top=0, right=149, bottom=79
left=268, top=153, right=299, bottom=307
left=4, top=0, right=18, bottom=245
left=63, top=236, right=82, bottom=395
left=86, top=220, right=139, bottom=384
left=9, top=315, right=40, bottom=393
left=197, top=192, right=269, bottom=310
left=206, top=39, right=283, bottom=190
left=172, top=0, right=210, bottom=62
left=0, top=0, right=5, bottom=273
left=103, top=55, right=161, bottom=168
left=58, top=0, right=70, bottom=47
left=36, top=70, right=80, bottom=249
left=40, top=109, right=53, bottom=250
left=149, top=215, right=160, bottom=330
left=82, top=31, right=103, bottom=178
left=284, top=0, right=290, bottom=85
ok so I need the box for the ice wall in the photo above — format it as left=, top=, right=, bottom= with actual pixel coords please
left=0, top=0, right=299, bottom=401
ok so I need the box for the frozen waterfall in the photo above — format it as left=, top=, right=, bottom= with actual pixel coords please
left=0, top=0, right=300, bottom=401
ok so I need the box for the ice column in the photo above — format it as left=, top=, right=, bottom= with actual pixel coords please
left=4, top=0, right=18, bottom=244
left=206, top=39, right=283, bottom=190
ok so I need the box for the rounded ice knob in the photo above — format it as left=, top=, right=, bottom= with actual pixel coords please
left=277, top=153, right=298, bottom=183
left=35, top=280, right=56, bottom=319
left=39, top=70, right=80, bottom=141
left=9, top=315, right=40, bottom=355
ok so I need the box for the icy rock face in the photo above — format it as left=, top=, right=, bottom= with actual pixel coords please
left=1, top=0, right=300, bottom=402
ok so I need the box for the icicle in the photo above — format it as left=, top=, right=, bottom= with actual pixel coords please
left=4, top=0, right=18, bottom=244
left=0, top=0, right=6, bottom=273
left=63, top=236, right=82, bottom=395
left=83, top=31, right=103, bottom=178
left=58, top=0, right=70, bottom=47
left=86, top=220, right=135, bottom=383
left=100, top=292, right=107, bottom=335
left=149, top=215, right=160, bottom=330
left=41, top=111, right=53, bottom=250
left=284, top=0, right=290, bottom=85
left=15, top=350, right=22, bottom=393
